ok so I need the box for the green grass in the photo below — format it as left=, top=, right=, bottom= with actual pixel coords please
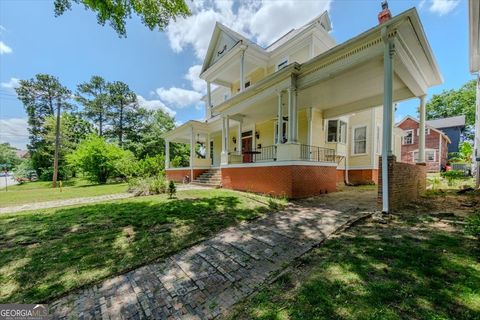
left=0, top=178, right=128, bottom=208
left=0, top=189, right=284, bottom=303
left=229, top=197, right=480, bottom=320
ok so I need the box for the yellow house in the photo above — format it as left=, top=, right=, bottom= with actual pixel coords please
left=163, top=7, right=442, bottom=200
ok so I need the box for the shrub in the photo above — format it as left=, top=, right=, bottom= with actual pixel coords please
left=67, top=135, right=136, bottom=184
left=441, top=170, right=464, bottom=186
left=465, top=213, right=480, bottom=240
left=128, top=176, right=167, bottom=196
left=168, top=180, right=176, bottom=199
left=138, top=154, right=165, bottom=177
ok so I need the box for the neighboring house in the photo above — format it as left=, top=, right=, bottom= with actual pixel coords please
left=162, top=8, right=442, bottom=198
left=396, top=116, right=450, bottom=172
left=426, top=116, right=465, bottom=154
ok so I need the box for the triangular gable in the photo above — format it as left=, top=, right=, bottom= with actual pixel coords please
left=201, top=23, right=242, bottom=74
left=395, top=115, right=451, bottom=143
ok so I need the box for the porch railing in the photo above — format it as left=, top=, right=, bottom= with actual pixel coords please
left=252, top=145, right=277, bottom=162
left=300, top=145, right=336, bottom=162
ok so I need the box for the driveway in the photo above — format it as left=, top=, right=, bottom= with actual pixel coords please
left=50, top=188, right=376, bottom=319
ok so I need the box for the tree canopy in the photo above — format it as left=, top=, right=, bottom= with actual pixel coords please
left=76, top=76, right=109, bottom=136
left=425, top=80, right=476, bottom=139
left=54, top=0, right=190, bottom=37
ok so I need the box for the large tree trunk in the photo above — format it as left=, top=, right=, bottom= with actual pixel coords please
left=52, top=103, right=61, bottom=188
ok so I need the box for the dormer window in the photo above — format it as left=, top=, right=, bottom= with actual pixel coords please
left=277, top=58, right=289, bottom=71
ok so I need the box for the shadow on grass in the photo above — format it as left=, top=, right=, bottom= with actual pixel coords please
left=0, top=195, right=269, bottom=303
left=232, top=215, right=480, bottom=320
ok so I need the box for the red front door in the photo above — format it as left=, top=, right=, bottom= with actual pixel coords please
left=242, top=137, right=253, bottom=163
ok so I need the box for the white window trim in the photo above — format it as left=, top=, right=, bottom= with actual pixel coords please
left=273, top=120, right=288, bottom=144
left=403, top=129, right=414, bottom=145
left=352, top=125, right=368, bottom=156
left=276, top=57, right=289, bottom=71
left=416, top=128, right=431, bottom=136
left=325, top=119, right=347, bottom=144
left=412, top=149, right=437, bottom=162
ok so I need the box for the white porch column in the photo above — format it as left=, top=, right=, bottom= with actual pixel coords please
left=287, top=86, right=298, bottom=143
left=236, top=120, right=242, bottom=154
left=165, top=140, right=170, bottom=169
left=240, top=48, right=246, bottom=92
left=206, top=81, right=212, bottom=108
left=226, top=116, right=230, bottom=154
left=190, top=127, right=195, bottom=181
left=381, top=29, right=395, bottom=213
left=206, top=133, right=211, bottom=162
left=221, top=117, right=228, bottom=165
left=277, top=91, right=283, bottom=144
left=419, top=95, right=427, bottom=163
left=475, top=73, right=480, bottom=188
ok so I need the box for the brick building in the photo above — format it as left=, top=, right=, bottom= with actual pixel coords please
left=396, top=116, right=450, bottom=172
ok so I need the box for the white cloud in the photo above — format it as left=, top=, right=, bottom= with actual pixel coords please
left=1, top=77, right=20, bottom=92
left=166, top=0, right=331, bottom=60
left=184, top=65, right=206, bottom=93
left=0, top=25, right=6, bottom=33
left=0, top=118, right=29, bottom=150
left=156, top=87, right=203, bottom=109
left=136, top=95, right=176, bottom=116
left=0, top=41, right=12, bottom=55
left=427, top=0, right=460, bottom=16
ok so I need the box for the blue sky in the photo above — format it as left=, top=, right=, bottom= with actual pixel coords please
left=0, top=0, right=473, bottom=149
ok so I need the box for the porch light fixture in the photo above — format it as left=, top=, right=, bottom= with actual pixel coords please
left=232, top=137, right=237, bottom=144
left=255, top=131, right=260, bottom=139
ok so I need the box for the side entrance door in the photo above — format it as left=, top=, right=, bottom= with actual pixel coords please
left=242, top=136, right=253, bottom=163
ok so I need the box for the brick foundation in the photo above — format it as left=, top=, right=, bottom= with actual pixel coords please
left=166, top=169, right=208, bottom=182
left=378, top=155, right=426, bottom=211
left=221, top=165, right=337, bottom=199
left=337, top=169, right=379, bottom=185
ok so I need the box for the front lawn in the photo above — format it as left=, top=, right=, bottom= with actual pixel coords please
left=0, top=178, right=127, bottom=208
left=0, top=189, right=283, bottom=303
left=229, top=192, right=480, bottom=320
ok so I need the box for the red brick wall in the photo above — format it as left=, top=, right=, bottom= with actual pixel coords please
left=378, top=155, right=426, bottom=211
left=166, top=169, right=207, bottom=182
left=397, top=118, right=449, bottom=172
left=221, top=165, right=337, bottom=199
left=337, top=169, right=378, bottom=185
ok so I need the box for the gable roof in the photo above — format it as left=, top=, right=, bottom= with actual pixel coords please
left=426, top=115, right=466, bottom=129
left=200, top=11, right=332, bottom=75
left=395, top=115, right=451, bottom=143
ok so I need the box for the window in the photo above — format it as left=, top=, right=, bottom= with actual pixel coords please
left=416, top=128, right=431, bottom=136
left=403, top=130, right=414, bottom=144
left=277, top=58, right=288, bottom=71
left=244, top=81, right=251, bottom=89
left=327, top=120, right=347, bottom=143
left=413, top=150, right=436, bottom=162
left=353, top=126, right=367, bottom=154
left=274, top=121, right=288, bottom=143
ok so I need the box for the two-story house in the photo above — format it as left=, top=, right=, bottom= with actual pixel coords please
left=162, top=8, right=442, bottom=198
left=396, top=116, right=450, bottom=172
left=426, top=115, right=465, bottom=154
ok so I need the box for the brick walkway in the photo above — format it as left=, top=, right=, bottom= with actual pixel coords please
left=50, top=204, right=371, bottom=319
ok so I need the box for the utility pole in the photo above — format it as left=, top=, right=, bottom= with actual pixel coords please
left=52, top=101, right=61, bottom=188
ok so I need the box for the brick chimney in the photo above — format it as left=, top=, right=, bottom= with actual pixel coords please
left=378, top=0, right=392, bottom=24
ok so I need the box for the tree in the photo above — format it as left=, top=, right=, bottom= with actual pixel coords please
left=15, top=74, right=72, bottom=186
left=426, top=80, right=476, bottom=140
left=0, top=143, right=21, bottom=168
left=67, top=135, right=136, bottom=184
left=107, top=81, right=137, bottom=146
left=76, top=76, right=109, bottom=136
left=449, top=141, right=474, bottom=163
left=54, top=0, right=190, bottom=37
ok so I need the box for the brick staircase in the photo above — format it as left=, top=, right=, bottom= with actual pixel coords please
left=191, top=169, right=222, bottom=187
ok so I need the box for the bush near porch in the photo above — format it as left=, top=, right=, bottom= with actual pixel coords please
left=0, top=189, right=285, bottom=304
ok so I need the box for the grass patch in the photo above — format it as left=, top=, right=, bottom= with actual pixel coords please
left=0, top=178, right=127, bottom=207
left=229, top=194, right=480, bottom=320
left=0, top=189, right=284, bottom=303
